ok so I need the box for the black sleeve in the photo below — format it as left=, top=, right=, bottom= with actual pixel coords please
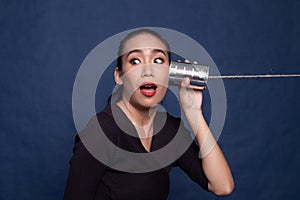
left=63, top=135, right=106, bottom=200
left=175, top=135, right=209, bottom=191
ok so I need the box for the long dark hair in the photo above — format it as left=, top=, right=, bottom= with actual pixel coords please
left=107, top=28, right=171, bottom=105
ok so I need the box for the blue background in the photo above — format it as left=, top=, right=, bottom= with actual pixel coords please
left=1, top=0, right=300, bottom=199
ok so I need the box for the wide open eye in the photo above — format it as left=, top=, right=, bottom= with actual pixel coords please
left=130, top=58, right=141, bottom=65
left=154, top=58, right=164, bottom=64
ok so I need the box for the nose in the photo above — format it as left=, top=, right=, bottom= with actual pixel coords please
left=141, top=64, right=154, bottom=77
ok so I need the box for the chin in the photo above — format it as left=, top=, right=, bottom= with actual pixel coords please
left=137, top=99, right=161, bottom=110
left=129, top=96, right=162, bottom=110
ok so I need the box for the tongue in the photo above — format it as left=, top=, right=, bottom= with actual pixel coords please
left=140, top=88, right=156, bottom=97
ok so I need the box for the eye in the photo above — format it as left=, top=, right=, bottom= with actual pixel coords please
left=154, top=58, right=164, bottom=64
left=129, top=58, right=141, bottom=65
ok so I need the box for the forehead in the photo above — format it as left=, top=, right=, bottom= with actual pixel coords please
left=121, top=33, right=168, bottom=55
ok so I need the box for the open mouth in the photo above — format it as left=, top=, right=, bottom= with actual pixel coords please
left=139, top=82, right=157, bottom=97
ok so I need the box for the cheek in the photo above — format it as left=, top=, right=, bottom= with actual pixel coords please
left=122, top=75, right=137, bottom=93
left=158, top=86, right=168, bottom=96
left=121, top=68, right=143, bottom=98
left=154, top=66, right=169, bottom=87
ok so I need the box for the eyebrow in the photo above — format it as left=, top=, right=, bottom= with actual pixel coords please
left=125, top=48, right=167, bottom=59
left=152, top=49, right=167, bottom=56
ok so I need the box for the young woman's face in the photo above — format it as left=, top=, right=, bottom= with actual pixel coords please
left=115, top=33, right=170, bottom=109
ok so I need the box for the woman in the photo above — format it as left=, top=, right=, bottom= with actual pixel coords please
left=64, top=29, right=234, bottom=200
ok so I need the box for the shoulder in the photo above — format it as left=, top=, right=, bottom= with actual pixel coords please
left=96, top=104, right=114, bottom=123
left=75, top=104, right=120, bottom=145
left=72, top=105, right=120, bottom=165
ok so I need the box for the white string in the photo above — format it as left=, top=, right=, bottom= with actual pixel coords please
left=208, top=74, right=300, bottom=79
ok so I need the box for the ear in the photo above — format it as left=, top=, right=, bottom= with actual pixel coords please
left=114, top=67, right=123, bottom=85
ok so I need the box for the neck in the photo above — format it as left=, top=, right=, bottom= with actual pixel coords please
left=117, top=99, right=157, bottom=127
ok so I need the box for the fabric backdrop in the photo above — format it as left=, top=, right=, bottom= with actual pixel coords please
left=1, top=0, right=299, bottom=199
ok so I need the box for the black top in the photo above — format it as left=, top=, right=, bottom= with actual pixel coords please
left=64, top=104, right=208, bottom=200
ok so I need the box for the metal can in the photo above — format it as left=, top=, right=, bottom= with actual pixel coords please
left=169, top=61, right=209, bottom=87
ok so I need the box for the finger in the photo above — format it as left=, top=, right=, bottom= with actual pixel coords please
left=184, top=59, right=190, bottom=63
left=181, top=77, right=190, bottom=88
left=188, top=85, right=205, bottom=91
left=179, top=79, right=188, bottom=101
left=193, top=61, right=198, bottom=64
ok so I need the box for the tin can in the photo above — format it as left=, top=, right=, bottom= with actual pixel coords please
left=169, top=61, right=209, bottom=87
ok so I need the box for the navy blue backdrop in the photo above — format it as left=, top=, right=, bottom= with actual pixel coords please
left=1, top=0, right=300, bottom=199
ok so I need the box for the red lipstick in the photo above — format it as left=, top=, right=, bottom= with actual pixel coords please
left=139, top=82, right=157, bottom=97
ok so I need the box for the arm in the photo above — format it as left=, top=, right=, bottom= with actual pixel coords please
left=63, top=136, right=106, bottom=200
left=179, top=78, right=234, bottom=196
